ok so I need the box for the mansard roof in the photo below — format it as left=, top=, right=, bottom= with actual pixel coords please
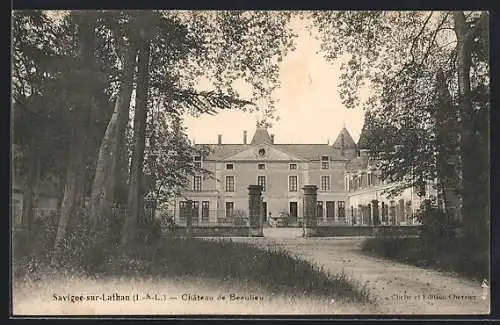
left=196, top=144, right=252, bottom=160
left=332, top=127, right=357, bottom=150
left=275, top=144, right=346, bottom=161
left=196, top=143, right=349, bottom=161
left=196, top=126, right=357, bottom=161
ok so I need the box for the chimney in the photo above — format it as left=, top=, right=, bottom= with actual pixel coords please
left=271, top=134, right=275, bottom=144
left=359, top=149, right=370, bottom=158
left=243, top=130, right=247, bottom=144
left=217, top=134, right=222, bottom=144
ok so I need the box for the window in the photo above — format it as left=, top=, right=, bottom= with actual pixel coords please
left=289, top=163, right=297, bottom=170
left=321, top=155, right=329, bottom=169
left=179, top=201, right=188, bottom=222
left=258, top=148, right=266, bottom=156
left=192, top=201, right=199, bottom=223
left=193, top=176, right=202, bottom=191
left=337, top=201, right=346, bottom=221
left=202, top=201, right=209, bottom=222
left=320, top=175, right=330, bottom=191
left=288, top=176, right=298, bottom=192
left=326, top=201, right=335, bottom=219
left=226, top=163, right=234, bottom=170
left=225, top=202, right=234, bottom=219
left=317, top=201, right=324, bottom=219
left=194, top=155, right=202, bottom=168
left=368, top=172, right=373, bottom=186
left=389, top=200, right=396, bottom=225
left=381, top=202, right=388, bottom=223
left=399, top=199, right=406, bottom=223
left=405, top=201, right=412, bottom=223
left=225, top=176, right=234, bottom=192
left=257, top=176, right=266, bottom=192
left=258, top=163, right=266, bottom=170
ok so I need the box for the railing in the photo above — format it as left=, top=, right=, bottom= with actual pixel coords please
left=159, top=209, right=251, bottom=228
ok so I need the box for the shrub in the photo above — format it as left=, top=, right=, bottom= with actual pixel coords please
left=415, top=200, right=459, bottom=244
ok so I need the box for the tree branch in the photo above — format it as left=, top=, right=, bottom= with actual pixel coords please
left=409, top=12, right=433, bottom=64
left=421, top=13, right=450, bottom=65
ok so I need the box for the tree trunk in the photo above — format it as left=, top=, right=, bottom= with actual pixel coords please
left=90, top=33, right=139, bottom=234
left=434, top=69, right=460, bottom=221
left=52, top=128, right=86, bottom=264
left=122, top=28, right=151, bottom=247
left=52, top=13, right=96, bottom=264
left=21, top=146, right=36, bottom=244
left=453, top=11, right=489, bottom=247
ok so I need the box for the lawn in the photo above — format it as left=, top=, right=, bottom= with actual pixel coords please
left=13, top=234, right=375, bottom=315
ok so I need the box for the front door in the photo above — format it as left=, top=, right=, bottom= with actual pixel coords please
left=289, top=202, right=298, bottom=218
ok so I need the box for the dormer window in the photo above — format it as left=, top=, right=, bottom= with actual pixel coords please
left=321, top=155, right=329, bottom=169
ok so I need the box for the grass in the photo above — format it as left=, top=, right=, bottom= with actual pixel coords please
left=102, top=236, right=372, bottom=304
left=360, top=235, right=489, bottom=281
left=13, top=233, right=373, bottom=311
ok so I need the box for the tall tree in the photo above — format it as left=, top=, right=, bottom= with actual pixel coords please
left=53, top=12, right=98, bottom=263
left=89, top=14, right=140, bottom=234
left=122, top=16, right=153, bottom=247
left=312, top=11, right=489, bottom=244
left=452, top=11, right=489, bottom=246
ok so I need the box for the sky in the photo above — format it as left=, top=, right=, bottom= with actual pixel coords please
left=183, top=16, right=366, bottom=145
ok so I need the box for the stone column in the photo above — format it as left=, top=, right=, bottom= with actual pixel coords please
left=248, top=185, right=263, bottom=237
left=302, top=185, right=318, bottom=237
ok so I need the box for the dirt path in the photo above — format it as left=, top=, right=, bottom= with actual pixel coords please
left=228, top=236, right=490, bottom=315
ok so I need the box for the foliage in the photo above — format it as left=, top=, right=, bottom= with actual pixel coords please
left=414, top=198, right=460, bottom=243
left=176, top=11, right=297, bottom=121
left=311, top=11, right=489, bottom=198
left=12, top=10, right=298, bottom=254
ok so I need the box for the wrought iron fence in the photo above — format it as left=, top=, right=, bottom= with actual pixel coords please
left=158, top=209, right=251, bottom=228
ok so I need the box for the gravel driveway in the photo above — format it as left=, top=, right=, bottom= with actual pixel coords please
left=228, top=234, right=490, bottom=315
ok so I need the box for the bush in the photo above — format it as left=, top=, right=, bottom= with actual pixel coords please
left=415, top=199, right=460, bottom=244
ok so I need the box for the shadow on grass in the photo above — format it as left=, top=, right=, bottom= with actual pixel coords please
left=360, top=236, right=489, bottom=282
left=14, top=234, right=372, bottom=305
left=107, top=236, right=372, bottom=304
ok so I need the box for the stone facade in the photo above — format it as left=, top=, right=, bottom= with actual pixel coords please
left=345, top=149, right=436, bottom=226
left=173, top=124, right=435, bottom=226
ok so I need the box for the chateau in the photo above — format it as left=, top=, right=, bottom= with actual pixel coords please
left=173, top=124, right=434, bottom=226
